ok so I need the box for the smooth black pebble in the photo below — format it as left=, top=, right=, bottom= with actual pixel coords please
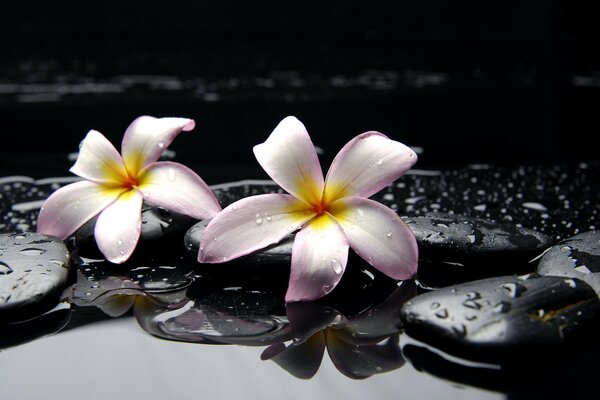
left=400, top=274, right=600, bottom=363
left=536, top=231, right=600, bottom=293
left=0, top=232, right=71, bottom=323
left=403, top=213, right=552, bottom=265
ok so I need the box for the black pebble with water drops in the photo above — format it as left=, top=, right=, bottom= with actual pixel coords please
left=0, top=232, right=71, bottom=323
left=400, top=274, right=600, bottom=363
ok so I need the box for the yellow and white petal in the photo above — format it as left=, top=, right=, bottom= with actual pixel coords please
left=70, top=130, right=129, bottom=184
left=138, top=161, right=221, bottom=220
left=94, top=189, right=144, bottom=264
left=329, top=197, right=418, bottom=280
left=253, top=116, right=325, bottom=206
left=37, top=180, right=124, bottom=239
left=198, top=194, right=315, bottom=263
left=324, top=132, right=417, bottom=203
left=286, top=214, right=349, bottom=302
left=121, top=116, right=195, bottom=177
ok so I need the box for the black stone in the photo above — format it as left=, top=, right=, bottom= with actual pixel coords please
left=537, top=231, right=600, bottom=293
left=0, top=232, right=71, bottom=323
left=403, top=213, right=552, bottom=266
left=74, top=205, right=198, bottom=258
left=184, top=218, right=294, bottom=264
left=400, top=274, right=600, bottom=363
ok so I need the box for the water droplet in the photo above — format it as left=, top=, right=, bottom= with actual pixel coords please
left=462, top=299, right=482, bottom=310
left=493, top=301, right=511, bottom=313
left=385, top=231, right=392, bottom=238
left=435, top=308, right=449, bottom=319
left=537, top=309, right=545, bottom=318
left=330, top=259, right=343, bottom=274
left=19, top=248, right=46, bottom=256
left=452, top=324, right=467, bottom=337
left=167, top=168, right=176, bottom=182
left=465, top=291, right=481, bottom=300
left=564, top=278, right=577, bottom=288
left=357, top=208, right=365, bottom=217
left=157, top=140, right=165, bottom=149
left=466, top=234, right=476, bottom=244
left=232, top=204, right=238, bottom=211
left=0, top=262, right=13, bottom=275
left=50, top=260, right=65, bottom=268
left=255, top=214, right=263, bottom=225
left=376, top=158, right=384, bottom=166
left=85, top=292, right=92, bottom=296
left=465, top=314, right=477, bottom=321
left=430, top=302, right=440, bottom=310
left=500, top=282, right=527, bottom=298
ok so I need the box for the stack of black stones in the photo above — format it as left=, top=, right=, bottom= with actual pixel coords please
left=1, top=162, right=599, bottom=387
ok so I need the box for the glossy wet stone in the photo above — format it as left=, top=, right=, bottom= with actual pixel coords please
left=403, top=213, right=552, bottom=266
left=74, top=205, right=197, bottom=258
left=400, top=274, right=600, bottom=363
left=0, top=232, right=71, bottom=322
left=536, top=231, right=600, bottom=293
left=184, top=218, right=294, bottom=264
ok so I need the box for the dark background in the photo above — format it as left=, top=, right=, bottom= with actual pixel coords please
left=1, top=1, right=599, bottom=179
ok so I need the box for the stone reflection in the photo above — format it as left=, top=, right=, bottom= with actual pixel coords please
left=132, top=269, right=416, bottom=380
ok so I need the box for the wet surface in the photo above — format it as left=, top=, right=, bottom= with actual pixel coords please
left=1, top=169, right=599, bottom=399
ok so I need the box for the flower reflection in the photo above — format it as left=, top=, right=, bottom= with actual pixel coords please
left=261, top=282, right=416, bottom=379
left=132, top=274, right=416, bottom=380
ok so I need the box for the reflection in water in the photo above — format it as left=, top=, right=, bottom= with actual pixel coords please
left=260, top=283, right=416, bottom=379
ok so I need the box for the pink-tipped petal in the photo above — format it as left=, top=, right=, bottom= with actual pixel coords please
left=198, top=194, right=315, bottom=263
left=253, top=116, right=325, bottom=206
left=138, top=161, right=221, bottom=219
left=37, top=180, right=124, bottom=239
left=285, top=214, right=349, bottom=302
left=330, top=197, right=418, bottom=280
left=324, top=132, right=417, bottom=202
left=70, top=130, right=129, bottom=184
left=94, top=189, right=144, bottom=264
left=121, top=116, right=195, bottom=176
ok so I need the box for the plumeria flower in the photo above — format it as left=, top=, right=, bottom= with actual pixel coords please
left=199, top=116, right=418, bottom=302
left=37, top=116, right=221, bottom=263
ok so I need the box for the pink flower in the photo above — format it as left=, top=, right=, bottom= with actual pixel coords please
left=37, top=116, right=221, bottom=263
left=198, top=116, right=418, bottom=302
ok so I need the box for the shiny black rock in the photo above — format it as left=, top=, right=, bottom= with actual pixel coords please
left=74, top=205, right=197, bottom=258
left=402, top=213, right=552, bottom=266
left=400, top=274, right=600, bottom=363
left=0, top=232, right=71, bottom=322
left=536, top=231, right=600, bottom=294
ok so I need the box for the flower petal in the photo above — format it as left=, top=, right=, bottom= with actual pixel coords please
left=70, top=130, right=129, bottom=184
left=198, top=194, right=315, bottom=263
left=138, top=161, right=221, bottom=219
left=94, top=189, right=144, bottom=264
left=121, top=116, right=195, bottom=176
left=329, top=197, right=418, bottom=280
left=37, top=180, right=124, bottom=239
left=286, top=214, right=349, bottom=302
left=324, top=132, right=417, bottom=202
left=253, top=116, right=324, bottom=205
